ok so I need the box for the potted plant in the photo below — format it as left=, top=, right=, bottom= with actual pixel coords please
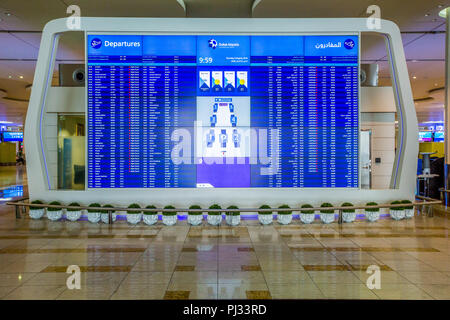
left=390, top=201, right=405, bottom=220
left=100, top=204, right=116, bottom=223
left=188, top=205, right=203, bottom=226
left=46, top=201, right=63, bottom=221
left=29, top=200, right=45, bottom=220
left=299, top=204, right=315, bottom=224
left=127, top=203, right=142, bottom=224
left=162, top=205, right=177, bottom=226
left=226, top=205, right=240, bottom=226
left=258, top=205, right=273, bottom=225
left=207, top=204, right=222, bottom=226
left=277, top=204, right=292, bottom=225
left=87, top=203, right=102, bottom=223
left=341, top=202, right=356, bottom=223
left=143, top=205, right=158, bottom=226
left=320, top=203, right=335, bottom=224
left=365, top=202, right=380, bottom=222
left=402, top=200, right=414, bottom=219
left=66, top=202, right=82, bottom=221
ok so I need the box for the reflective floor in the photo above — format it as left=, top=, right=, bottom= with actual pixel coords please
left=0, top=165, right=27, bottom=202
left=0, top=165, right=448, bottom=300
left=0, top=205, right=448, bottom=300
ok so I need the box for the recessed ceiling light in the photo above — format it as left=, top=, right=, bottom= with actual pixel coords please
left=435, top=83, right=438, bottom=86
left=8, top=75, right=12, bottom=79
left=19, top=76, right=23, bottom=79
left=413, top=76, right=417, bottom=79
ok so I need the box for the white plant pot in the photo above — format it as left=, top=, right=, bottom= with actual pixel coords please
left=365, top=210, right=380, bottom=222
left=390, top=209, right=405, bottom=220
left=47, top=210, right=62, bottom=221
left=207, top=214, right=222, bottom=226
left=404, top=209, right=414, bottom=219
left=127, top=213, right=142, bottom=225
left=342, top=212, right=356, bottom=223
left=226, top=215, right=240, bottom=226
left=300, top=213, right=315, bottom=224
left=29, top=209, right=44, bottom=220
left=277, top=214, right=292, bottom=225
left=258, top=214, right=273, bottom=225
left=320, top=212, right=335, bottom=224
left=87, top=211, right=101, bottom=223
left=101, top=212, right=117, bottom=224
left=162, top=215, right=177, bottom=226
left=66, top=210, right=82, bottom=222
left=143, top=214, right=158, bottom=225
left=188, top=214, right=203, bottom=226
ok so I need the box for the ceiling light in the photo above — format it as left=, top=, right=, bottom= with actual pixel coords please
left=8, top=75, right=11, bottom=79
left=435, top=83, right=438, bottom=86
left=19, top=76, right=23, bottom=79
left=5, top=12, right=11, bottom=17
left=439, top=7, right=449, bottom=18
left=413, top=76, right=417, bottom=79
left=438, top=5, right=443, bottom=8
left=0, top=121, right=13, bottom=124
left=425, top=13, right=430, bottom=17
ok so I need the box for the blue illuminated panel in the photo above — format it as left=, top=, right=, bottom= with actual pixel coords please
left=2, top=132, right=23, bottom=142
left=87, top=35, right=359, bottom=188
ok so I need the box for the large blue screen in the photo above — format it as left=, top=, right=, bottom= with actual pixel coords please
left=87, top=34, right=359, bottom=188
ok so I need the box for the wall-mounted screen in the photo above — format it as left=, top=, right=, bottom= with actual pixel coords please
left=434, top=132, right=444, bottom=142
left=2, top=132, right=23, bottom=142
left=87, top=34, right=359, bottom=188
left=419, top=131, right=432, bottom=142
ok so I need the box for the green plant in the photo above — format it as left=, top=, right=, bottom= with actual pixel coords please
left=300, top=204, right=314, bottom=214
left=87, top=203, right=101, bottom=213
left=163, top=205, right=176, bottom=216
left=189, top=205, right=202, bottom=215
left=29, top=200, right=43, bottom=210
left=144, top=205, right=157, bottom=215
left=208, top=204, right=222, bottom=215
left=365, top=202, right=379, bottom=212
left=278, top=204, right=292, bottom=215
left=341, top=202, right=355, bottom=213
left=46, top=201, right=62, bottom=212
left=391, top=200, right=404, bottom=210
left=401, top=200, right=413, bottom=210
left=101, top=204, right=114, bottom=214
left=226, top=205, right=240, bottom=216
left=127, top=203, right=141, bottom=214
left=320, top=203, right=334, bottom=214
left=258, top=205, right=272, bottom=215
left=66, top=202, right=81, bottom=212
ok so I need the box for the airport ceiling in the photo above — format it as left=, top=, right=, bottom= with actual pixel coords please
left=0, top=0, right=448, bottom=126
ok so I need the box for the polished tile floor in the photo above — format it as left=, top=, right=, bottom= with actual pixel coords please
left=0, top=204, right=448, bottom=300
left=0, top=165, right=448, bottom=300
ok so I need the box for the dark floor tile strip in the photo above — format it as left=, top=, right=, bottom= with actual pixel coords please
left=303, top=265, right=351, bottom=271
left=164, top=291, right=190, bottom=300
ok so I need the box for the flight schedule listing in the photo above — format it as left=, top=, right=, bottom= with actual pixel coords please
left=87, top=34, right=359, bottom=188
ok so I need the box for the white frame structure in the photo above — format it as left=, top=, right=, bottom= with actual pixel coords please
left=25, top=17, right=418, bottom=208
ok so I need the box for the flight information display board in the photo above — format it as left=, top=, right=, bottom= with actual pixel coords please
left=87, top=34, right=359, bottom=188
